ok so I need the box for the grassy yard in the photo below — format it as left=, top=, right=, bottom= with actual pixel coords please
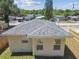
left=0, top=48, right=35, bottom=59
left=0, top=46, right=77, bottom=59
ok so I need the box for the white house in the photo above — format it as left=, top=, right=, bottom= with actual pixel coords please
left=9, top=16, right=24, bottom=26
left=0, top=21, right=8, bottom=31
left=24, top=14, right=35, bottom=21
left=36, top=16, right=45, bottom=19
left=2, top=19, right=70, bottom=56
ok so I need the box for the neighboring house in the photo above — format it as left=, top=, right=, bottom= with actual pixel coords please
left=0, top=21, right=8, bottom=31
left=9, top=15, right=35, bottom=26
left=70, top=27, right=79, bottom=37
left=2, top=19, right=70, bottom=56
left=56, top=16, right=65, bottom=22
left=9, top=16, right=24, bottom=26
left=56, top=23, right=79, bottom=32
left=68, top=16, right=79, bottom=21
left=50, top=16, right=65, bottom=22
left=69, top=27, right=79, bottom=58
left=24, top=14, right=35, bottom=21
left=0, top=36, right=8, bottom=51
left=36, top=16, right=45, bottom=19
left=15, top=17, right=24, bottom=22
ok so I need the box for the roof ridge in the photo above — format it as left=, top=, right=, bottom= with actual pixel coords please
left=29, top=25, right=46, bottom=35
left=29, top=19, right=49, bottom=35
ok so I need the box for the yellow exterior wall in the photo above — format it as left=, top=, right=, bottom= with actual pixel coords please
left=32, top=38, right=65, bottom=56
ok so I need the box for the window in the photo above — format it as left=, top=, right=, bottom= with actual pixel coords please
left=37, top=40, right=43, bottom=50
left=0, top=26, right=2, bottom=30
left=53, top=39, right=61, bottom=50
left=22, top=40, right=28, bottom=43
left=54, top=45, right=60, bottom=50
left=37, top=45, right=43, bottom=50
left=55, top=40, right=61, bottom=44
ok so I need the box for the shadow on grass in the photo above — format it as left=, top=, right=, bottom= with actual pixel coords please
left=10, top=45, right=77, bottom=59
left=11, top=52, right=32, bottom=56
left=35, top=45, right=77, bottom=59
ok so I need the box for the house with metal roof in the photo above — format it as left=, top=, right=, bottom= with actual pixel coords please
left=1, top=19, right=70, bottom=56
left=9, top=16, right=24, bottom=26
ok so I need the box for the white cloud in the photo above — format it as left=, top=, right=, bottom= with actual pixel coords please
left=14, top=0, right=41, bottom=6
left=25, top=2, right=40, bottom=6
left=14, top=0, right=42, bottom=10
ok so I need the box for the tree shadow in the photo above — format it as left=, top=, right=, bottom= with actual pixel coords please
left=35, top=45, right=77, bottom=59
left=10, top=45, right=77, bottom=59
left=11, top=52, right=32, bottom=56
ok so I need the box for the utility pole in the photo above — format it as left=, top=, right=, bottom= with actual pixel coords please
left=52, top=0, right=54, bottom=17
left=72, top=0, right=75, bottom=16
left=72, top=0, right=75, bottom=10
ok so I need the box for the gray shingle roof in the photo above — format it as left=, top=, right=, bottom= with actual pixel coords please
left=2, top=19, right=70, bottom=38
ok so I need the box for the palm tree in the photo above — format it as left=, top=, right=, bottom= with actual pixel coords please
left=45, top=0, right=53, bottom=20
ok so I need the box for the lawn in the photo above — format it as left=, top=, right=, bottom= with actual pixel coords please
left=0, top=48, right=35, bottom=59
left=0, top=46, right=77, bottom=59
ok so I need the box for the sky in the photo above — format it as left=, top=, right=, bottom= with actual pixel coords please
left=14, top=0, right=79, bottom=10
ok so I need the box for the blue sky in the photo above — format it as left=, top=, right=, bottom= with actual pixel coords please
left=14, top=0, right=79, bottom=10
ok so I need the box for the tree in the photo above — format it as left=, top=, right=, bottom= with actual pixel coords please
left=0, top=0, right=19, bottom=27
left=10, top=4, right=20, bottom=15
left=44, top=0, right=53, bottom=20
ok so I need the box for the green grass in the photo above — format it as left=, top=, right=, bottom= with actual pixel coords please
left=0, top=46, right=77, bottom=59
left=0, top=48, right=35, bottom=59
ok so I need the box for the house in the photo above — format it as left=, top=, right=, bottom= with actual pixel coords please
left=0, top=21, right=8, bottom=31
left=24, top=14, right=35, bottom=21
left=55, top=16, right=65, bottom=22
left=15, top=16, right=24, bottom=22
left=36, top=16, right=45, bottom=19
left=9, top=16, right=24, bottom=26
left=50, top=16, right=65, bottom=22
left=68, top=16, right=79, bottom=21
left=0, top=36, right=8, bottom=51
left=56, top=22, right=79, bottom=32
left=68, top=27, right=79, bottom=58
left=1, top=19, right=70, bottom=56
left=70, top=27, right=79, bottom=38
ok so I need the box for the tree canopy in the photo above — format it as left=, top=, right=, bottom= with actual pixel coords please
left=44, top=0, right=53, bottom=20
left=0, top=0, right=20, bottom=26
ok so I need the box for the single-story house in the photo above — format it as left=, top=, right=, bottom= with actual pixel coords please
left=36, top=16, right=45, bottom=19
left=15, top=17, right=24, bottom=22
left=24, top=14, right=35, bottom=21
left=1, top=19, right=70, bottom=56
left=0, top=21, right=8, bottom=31
left=0, top=36, right=8, bottom=50
left=68, top=16, right=79, bottom=21
left=9, top=16, right=24, bottom=26
left=9, top=16, right=24, bottom=22
left=50, top=16, right=65, bottom=22
left=70, top=27, right=79, bottom=38
left=55, top=16, right=65, bottom=21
